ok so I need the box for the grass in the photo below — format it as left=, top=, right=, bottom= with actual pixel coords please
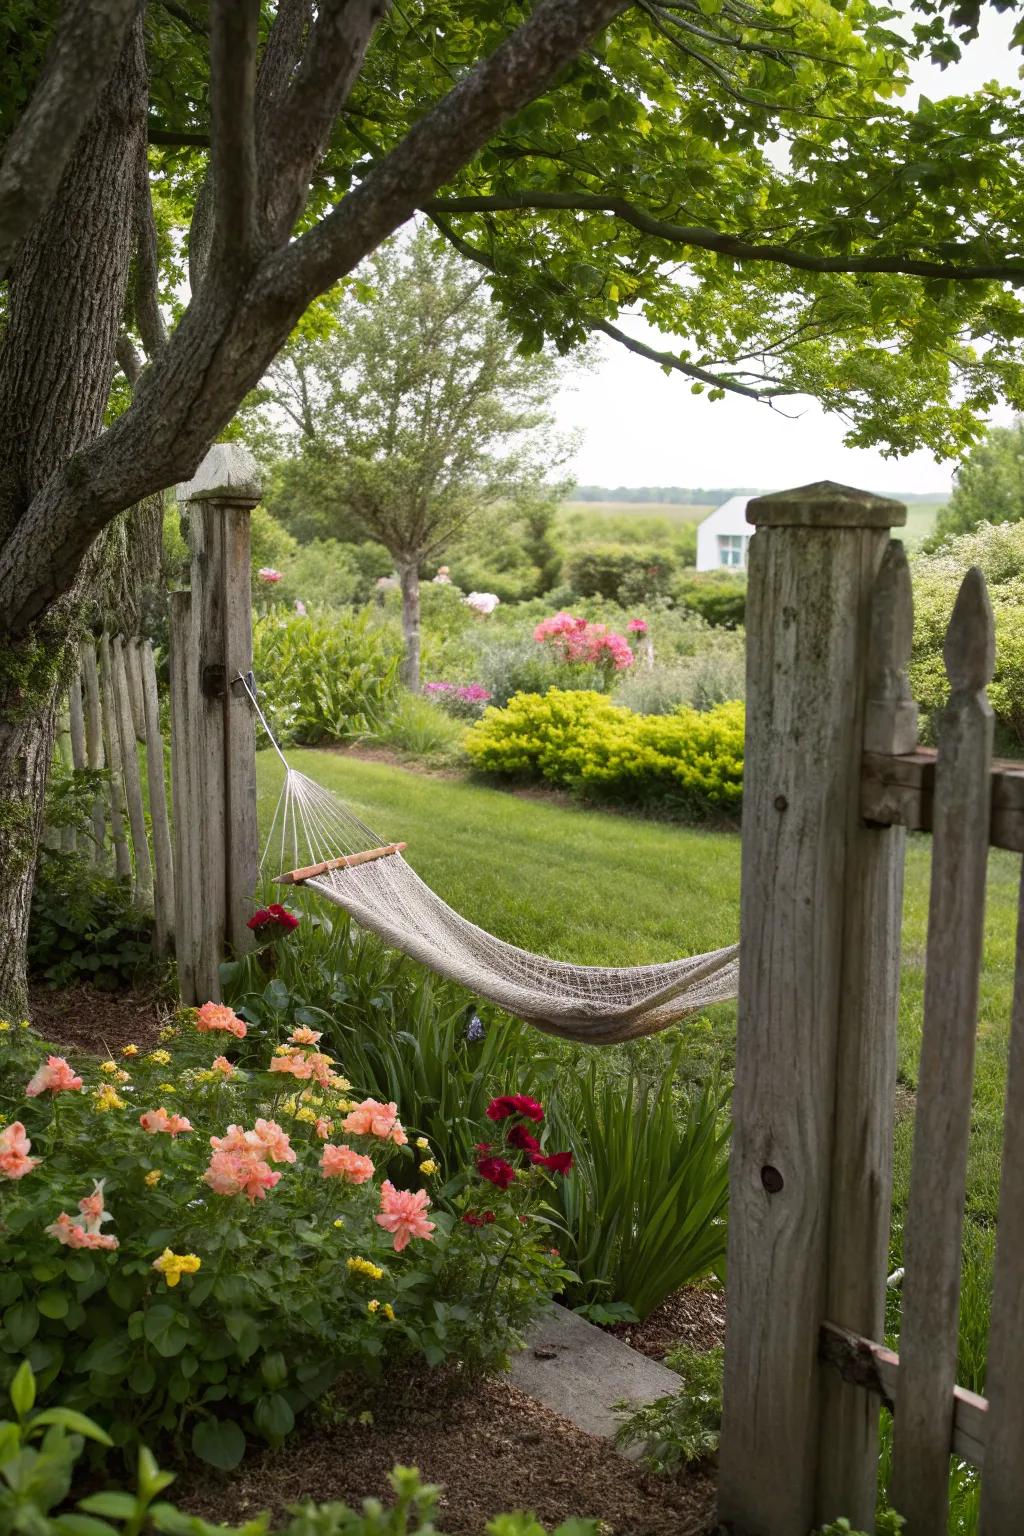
left=558, top=499, right=707, bottom=525
left=894, top=500, right=947, bottom=548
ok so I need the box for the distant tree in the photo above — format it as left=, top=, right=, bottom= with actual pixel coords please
left=255, top=227, right=568, bottom=688
left=930, top=420, right=1024, bottom=545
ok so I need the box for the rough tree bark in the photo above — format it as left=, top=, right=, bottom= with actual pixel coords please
left=0, top=21, right=146, bottom=1014
left=398, top=560, right=422, bottom=692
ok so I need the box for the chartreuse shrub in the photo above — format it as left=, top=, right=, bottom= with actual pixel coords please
left=252, top=608, right=401, bottom=744
left=0, top=1011, right=572, bottom=1470
left=465, top=690, right=743, bottom=816
left=0, top=1362, right=596, bottom=1536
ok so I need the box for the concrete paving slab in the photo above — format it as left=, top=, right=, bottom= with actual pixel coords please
left=509, top=1303, right=682, bottom=1453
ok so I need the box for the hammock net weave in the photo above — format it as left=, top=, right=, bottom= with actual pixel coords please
left=263, top=761, right=739, bottom=1045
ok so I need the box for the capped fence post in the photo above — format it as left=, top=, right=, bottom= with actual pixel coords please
left=718, top=482, right=907, bottom=1535
left=175, top=444, right=261, bottom=1002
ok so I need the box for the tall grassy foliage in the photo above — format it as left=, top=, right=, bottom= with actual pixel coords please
left=252, top=609, right=401, bottom=744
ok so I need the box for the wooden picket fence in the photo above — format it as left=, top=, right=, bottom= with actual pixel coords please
left=55, top=445, right=262, bottom=1004
left=718, top=483, right=1022, bottom=1536
left=58, top=632, right=175, bottom=955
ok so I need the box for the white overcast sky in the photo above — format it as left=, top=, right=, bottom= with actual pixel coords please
left=555, top=10, right=1020, bottom=495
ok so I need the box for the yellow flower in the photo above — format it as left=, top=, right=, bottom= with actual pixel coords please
left=273, top=1044, right=293, bottom=1057
left=419, top=1160, right=439, bottom=1177
left=93, top=1083, right=125, bottom=1113
left=158, top=1083, right=175, bottom=1094
left=100, top=1060, right=119, bottom=1075
left=382, top=1303, right=395, bottom=1322
left=333, top=1218, right=345, bottom=1228
left=152, top=1249, right=201, bottom=1287
left=146, top=1049, right=172, bottom=1066
left=145, top=1170, right=162, bottom=1187
left=295, top=1106, right=317, bottom=1125
left=346, top=1256, right=385, bottom=1281
left=329, top=1075, right=351, bottom=1091
left=415, top=1137, right=429, bottom=1150
left=19, top=1020, right=30, bottom=1030
left=122, top=1044, right=139, bottom=1057
left=335, top=1098, right=356, bottom=1112
left=367, top=1298, right=380, bottom=1314
left=158, top=1025, right=178, bottom=1042
left=0, top=1021, right=10, bottom=1033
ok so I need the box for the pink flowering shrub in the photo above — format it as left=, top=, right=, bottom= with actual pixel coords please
left=422, top=680, right=493, bottom=721
left=533, top=612, right=634, bottom=677
left=0, top=1014, right=570, bottom=1468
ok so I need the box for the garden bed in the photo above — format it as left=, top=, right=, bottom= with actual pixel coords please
left=26, top=980, right=166, bottom=1054
left=174, top=1369, right=718, bottom=1536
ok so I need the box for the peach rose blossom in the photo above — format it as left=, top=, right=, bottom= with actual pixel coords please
left=195, top=1002, right=247, bottom=1038
left=342, top=1099, right=408, bottom=1146
left=375, top=1179, right=435, bottom=1252
left=25, top=1055, right=83, bottom=1097
left=268, top=1053, right=313, bottom=1080
left=139, top=1108, right=193, bottom=1136
left=288, top=1026, right=322, bottom=1045
left=211, top=1056, right=235, bottom=1077
left=0, top=1122, right=39, bottom=1180
left=320, top=1143, right=375, bottom=1184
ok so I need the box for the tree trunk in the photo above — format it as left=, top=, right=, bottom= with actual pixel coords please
left=399, top=559, right=422, bottom=692
left=0, top=21, right=145, bottom=1016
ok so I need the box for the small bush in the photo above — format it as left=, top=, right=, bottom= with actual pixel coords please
left=253, top=608, right=402, bottom=744
left=614, top=1343, right=724, bottom=1471
left=613, top=639, right=746, bottom=715
left=422, top=681, right=494, bottom=720
left=673, top=572, right=747, bottom=629
left=373, top=691, right=467, bottom=760
left=0, top=1016, right=570, bottom=1464
left=566, top=543, right=676, bottom=604
left=548, top=1054, right=730, bottom=1319
left=28, top=851, right=154, bottom=990
left=465, top=690, right=744, bottom=816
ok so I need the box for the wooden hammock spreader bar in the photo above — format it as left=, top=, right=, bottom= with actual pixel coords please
left=275, top=843, right=407, bottom=885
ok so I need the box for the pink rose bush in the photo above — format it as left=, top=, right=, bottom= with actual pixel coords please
left=0, top=1012, right=569, bottom=1464
left=533, top=611, right=633, bottom=674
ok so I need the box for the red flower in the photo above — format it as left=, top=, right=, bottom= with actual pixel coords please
left=473, top=1141, right=493, bottom=1153
left=486, top=1094, right=544, bottom=1124
left=247, top=909, right=272, bottom=931
left=462, top=1211, right=496, bottom=1227
left=477, top=1155, right=516, bottom=1189
left=506, top=1124, right=540, bottom=1155
left=267, top=903, right=299, bottom=932
left=531, top=1150, right=573, bottom=1176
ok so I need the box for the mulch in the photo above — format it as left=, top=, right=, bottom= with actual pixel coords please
left=176, top=1371, right=718, bottom=1536
left=607, top=1286, right=726, bottom=1362
left=26, top=980, right=167, bottom=1056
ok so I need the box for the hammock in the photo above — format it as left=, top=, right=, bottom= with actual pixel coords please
left=252, top=689, right=739, bottom=1044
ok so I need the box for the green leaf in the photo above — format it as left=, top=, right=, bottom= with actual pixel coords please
left=53, top=1516, right=121, bottom=1536
left=253, top=1392, right=294, bottom=1441
left=9, top=1358, right=35, bottom=1418
left=3, top=1300, right=39, bottom=1350
left=78, top=1492, right=139, bottom=1519
left=32, top=1409, right=113, bottom=1446
left=192, top=1416, right=246, bottom=1471
left=37, top=1288, right=70, bottom=1320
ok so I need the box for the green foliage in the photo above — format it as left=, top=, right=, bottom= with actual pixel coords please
left=548, top=1055, right=730, bottom=1319
left=613, top=1343, right=724, bottom=1471
left=250, top=506, right=300, bottom=589
left=252, top=609, right=402, bottom=745
left=0, top=1018, right=567, bottom=1466
left=816, top=1516, right=904, bottom=1536
left=565, top=544, right=675, bottom=605
left=0, top=1365, right=594, bottom=1536
left=612, top=641, right=746, bottom=715
left=372, top=692, right=467, bottom=763
left=910, top=521, right=1024, bottom=746
left=465, top=691, right=744, bottom=816
left=929, top=418, right=1024, bottom=546
left=673, top=573, right=747, bottom=630
left=28, top=852, right=153, bottom=991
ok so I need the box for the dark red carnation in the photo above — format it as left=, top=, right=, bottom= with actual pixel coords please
left=473, top=1142, right=493, bottom=1153
left=462, top=1211, right=496, bottom=1227
left=531, top=1150, right=574, bottom=1176
left=506, top=1124, right=541, bottom=1155
left=486, top=1094, right=544, bottom=1124
left=247, top=909, right=272, bottom=931
left=267, top=903, right=300, bottom=932
left=477, top=1155, right=516, bottom=1189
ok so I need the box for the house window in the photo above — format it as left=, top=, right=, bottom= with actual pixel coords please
left=718, top=534, right=744, bottom=569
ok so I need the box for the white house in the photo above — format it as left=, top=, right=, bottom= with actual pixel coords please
left=695, top=494, right=753, bottom=573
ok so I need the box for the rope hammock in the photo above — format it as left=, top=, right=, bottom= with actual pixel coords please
left=245, top=680, right=739, bottom=1044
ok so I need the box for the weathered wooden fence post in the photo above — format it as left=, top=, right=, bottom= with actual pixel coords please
left=171, top=444, right=260, bottom=1004
left=718, top=482, right=908, bottom=1535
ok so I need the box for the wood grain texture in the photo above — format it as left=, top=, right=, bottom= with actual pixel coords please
left=169, top=592, right=198, bottom=1004
left=861, top=748, right=1024, bottom=852
left=222, top=501, right=259, bottom=955
left=817, top=541, right=911, bottom=1526
left=111, top=636, right=152, bottom=904
left=718, top=510, right=891, bottom=1536
left=98, top=634, right=131, bottom=882
left=189, top=500, right=226, bottom=1003
left=124, top=634, right=146, bottom=741
left=978, top=859, right=1024, bottom=1534
left=139, top=640, right=175, bottom=955
left=891, top=569, right=995, bottom=1536
left=79, top=641, right=107, bottom=865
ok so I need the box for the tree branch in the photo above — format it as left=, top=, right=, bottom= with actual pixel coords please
left=591, top=318, right=792, bottom=401
left=116, top=333, right=144, bottom=388
left=0, top=0, right=143, bottom=277
left=424, top=191, right=1024, bottom=284
left=148, top=125, right=211, bottom=147
left=268, top=0, right=632, bottom=302
left=209, top=0, right=261, bottom=269
left=155, top=0, right=208, bottom=35
left=257, top=0, right=389, bottom=245
left=134, top=166, right=168, bottom=356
